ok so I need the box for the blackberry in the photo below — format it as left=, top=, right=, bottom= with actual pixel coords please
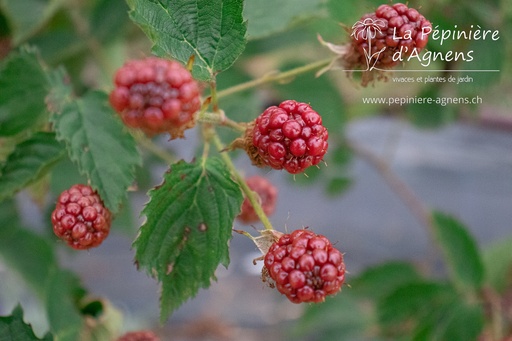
left=246, top=100, right=328, bottom=174
left=237, top=175, right=278, bottom=224
left=263, top=229, right=345, bottom=303
left=346, top=3, right=432, bottom=70
left=51, top=184, right=111, bottom=250
left=109, top=57, right=201, bottom=138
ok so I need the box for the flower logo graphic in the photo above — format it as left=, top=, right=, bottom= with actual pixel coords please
left=351, top=17, right=387, bottom=71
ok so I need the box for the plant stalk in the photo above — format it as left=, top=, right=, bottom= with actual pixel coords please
left=197, top=112, right=246, bottom=132
left=132, top=132, right=175, bottom=165
left=346, top=139, right=434, bottom=234
left=216, top=58, right=332, bottom=99
left=211, top=134, right=274, bottom=231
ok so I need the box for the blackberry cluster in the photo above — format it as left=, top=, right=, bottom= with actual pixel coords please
left=51, top=184, right=111, bottom=250
left=237, top=175, right=278, bottom=224
left=109, top=57, right=201, bottom=138
left=263, top=229, right=345, bottom=303
left=347, top=3, right=432, bottom=70
left=247, top=100, right=328, bottom=174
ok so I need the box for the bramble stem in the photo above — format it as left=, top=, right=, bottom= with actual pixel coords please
left=199, top=81, right=247, bottom=131
left=197, top=112, right=246, bottom=132
left=204, top=79, right=273, bottom=231
left=216, top=58, right=332, bottom=99
left=211, top=134, right=274, bottom=231
left=209, top=81, right=220, bottom=112
left=346, top=139, right=434, bottom=234
left=132, top=132, right=175, bottom=165
left=482, top=286, right=505, bottom=340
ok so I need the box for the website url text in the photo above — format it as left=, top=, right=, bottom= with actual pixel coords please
left=362, top=96, right=483, bottom=107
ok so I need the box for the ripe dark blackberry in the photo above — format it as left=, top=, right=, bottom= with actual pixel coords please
left=51, top=184, right=111, bottom=250
left=109, top=57, right=201, bottom=139
left=263, top=229, right=345, bottom=303
left=346, top=3, right=432, bottom=70
left=246, top=100, right=328, bottom=174
left=117, top=331, right=160, bottom=341
left=237, top=175, right=278, bottom=224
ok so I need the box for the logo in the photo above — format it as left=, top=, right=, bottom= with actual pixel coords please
left=317, top=11, right=501, bottom=85
left=350, top=19, right=500, bottom=71
left=351, top=17, right=388, bottom=71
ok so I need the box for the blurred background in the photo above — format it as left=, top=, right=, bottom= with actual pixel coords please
left=0, top=0, right=511, bottom=339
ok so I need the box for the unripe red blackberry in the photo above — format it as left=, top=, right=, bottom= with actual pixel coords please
left=51, top=184, right=111, bottom=250
left=117, top=331, right=160, bottom=341
left=346, top=3, right=432, bottom=70
left=246, top=100, right=328, bottom=174
left=109, top=57, right=201, bottom=139
left=237, top=175, right=278, bottom=224
left=263, top=229, right=345, bottom=303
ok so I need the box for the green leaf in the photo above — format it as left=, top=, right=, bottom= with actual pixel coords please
left=27, top=29, right=82, bottom=66
left=49, top=90, right=141, bottom=213
left=432, top=211, right=484, bottom=293
left=0, top=46, right=50, bottom=136
left=45, top=66, right=73, bottom=113
left=127, top=0, right=247, bottom=81
left=44, top=270, right=84, bottom=341
left=351, top=261, right=421, bottom=301
left=377, top=281, right=458, bottom=339
left=133, top=157, right=243, bottom=321
left=0, top=196, right=17, bottom=222
left=483, top=236, right=512, bottom=293
left=378, top=282, right=484, bottom=341
left=326, top=177, right=352, bottom=196
left=456, top=38, right=504, bottom=97
left=0, top=134, right=26, bottom=164
left=0, top=0, right=62, bottom=45
left=244, top=0, right=323, bottom=40
left=0, top=201, right=58, bottom=299
left=49, top=157, right=88, bottom=197
left=0, top=11, right=9, bottom=36
left=435, top=301, right=484, bottom=341
left=294, top=291, right=372, bottom=341
left=215, top=65, right=261, bottom=143
left=0, top=305, right=53, bottom=341
left=326, top=0, right=367, bottom=26
left=295, top=261, right=422, bottom=341
left=378, top=281, right=455, bottom=326
left=422, top=10, right=457, bottom=54
left=331, top=144, right=352, bottom=166
left=407, top=85, right=456, bottom=129
left=215, top=65, right=259, bottom=121
left=276, top=62, right=346, bottom=130
left=0, top=132, right=65, bottom=201
left=0, top=200, right=87, bottom=341
left=90, top=0, right=131, bottom=44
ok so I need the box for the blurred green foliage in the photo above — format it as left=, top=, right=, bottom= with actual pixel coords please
left=0, top=0, right=511, bottom=339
